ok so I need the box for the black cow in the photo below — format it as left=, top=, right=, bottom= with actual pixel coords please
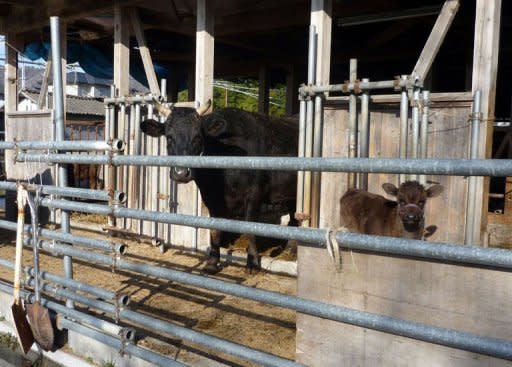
left=141, top=100, right=298, bottom=273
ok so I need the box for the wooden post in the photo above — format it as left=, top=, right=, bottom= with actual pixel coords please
left=412, top=0, right=460, bottom=81
left=311, top=0, right=332, bottom=87
left=285, top=65, right=298, bottom=116
left=4, top=33, right=19, bottom=115
left=258, top=64, right=269, bottom=115
left=130, top=7, right=160, bottom=97
left=470, top=0, right=502, bottom=245
left=310, top=0, right=332, bottom=228
left=189, top=0, right=215, bottom=251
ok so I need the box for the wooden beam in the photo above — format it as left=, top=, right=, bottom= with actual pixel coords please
left=258, top=65, right=269, bottom=115
left=195, top=0, right=214, bottom=109
left=37, top=57, right=51, bottom=110
left=310, top=0, right=332, bottom=228
left=412, top=0, right=460, bottom=81
left=5, top=0, right=140, bottom=33
left=311, top=0, right=332, bottom=86
left=470, top=0, right=502, bottom=245
left=114, top=5, right=130, bottom=98
left=129, top=7, right=160, bottom=97
left=4, top=33, right=19, bottom=114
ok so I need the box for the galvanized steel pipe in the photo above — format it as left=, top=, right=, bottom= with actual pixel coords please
left=347, top=58, right=358, bottom=189
left=0, top=139, right=124, bottom=152
left=58, top=318, right=185, bottom=367
left=22, top=236, right=512, bottom=362
left=411, top=88, right=421, bottom=181
left=51, top=16, right=73, bottom=307
left=359, top=78, right=370, bottom=191
left=399, top=75, right=409, bottom=183
left=19, top=199, right=512, bottom=270
left=0, top=181, right=123, bottom=202
left=38, top=277, right=303, bottom=367
left=303, top=24, right=317, bottom=227
left=17, top=153, right=512, bottom=177
left=465, top=90, right=482, bottom=245
left=419, top=90, right=430, bottom=185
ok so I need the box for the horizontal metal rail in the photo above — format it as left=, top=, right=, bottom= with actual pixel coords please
left=0, top=220, right=126, bottom=255
left=0, top=281, right=177, bottom=367
left=298, top=76, right=421, bottom=96
left=103, top=94, right=195, bottom=109
left=25, top=277, right=134, bottom=341
left=35, top=277, right=303, bottom=367
left=58, top=318, right=185, bottom=367
left=0, top=181, right=124, bottom=202
left=0, top=257, right=128, bottom=304
left=9, top=233, right=510, bottom=361
left=26, top=199, right=512, bottom=271
left=0, top=139, right=124, bottom=152
left=16, top=153, right=512, bottom=177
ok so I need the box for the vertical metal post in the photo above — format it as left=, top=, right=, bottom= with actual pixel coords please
left=296, top=99, right=306, bottom=215
left=419, top=90, right=430, bottom=185
left=348, top=59, right=358, bottom=189
left=310, top=90, right=323, bottom=227
left=50, top=16, right=73, bottom=308
left=107, top=85, right=116, bottom=228
left=399, top=75, right=409, bottom=184
left=359, top=78, right=370, bottom=191
left=303, top=25, right=316, bottom=227
left=160, top=79, right=171, bottom=246
left=411, top=88, right=421, bottom=181
left=465, top=90, right=482, bottom=245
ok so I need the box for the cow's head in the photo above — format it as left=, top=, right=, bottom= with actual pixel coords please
left=141, top=100, right=224, bottom=183
left=382, top=181, right=443, bottom=233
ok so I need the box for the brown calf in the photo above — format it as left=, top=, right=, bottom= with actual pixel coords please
left=339, top=181, right=444, bottom=239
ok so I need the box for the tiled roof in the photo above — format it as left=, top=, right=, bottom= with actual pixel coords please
left=21, top=90, right=105, bottom=117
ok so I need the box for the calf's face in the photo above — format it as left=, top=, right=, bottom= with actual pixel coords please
left=382, top=181, right=443, bottom=232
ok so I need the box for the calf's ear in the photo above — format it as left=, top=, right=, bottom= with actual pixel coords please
left=382, top=183, right=398, bottom=196
left=203, top=116, right=227, bottom=137
left=426, top=184, right=444, bottom=198
left=141, top=119, right=165, bottom=137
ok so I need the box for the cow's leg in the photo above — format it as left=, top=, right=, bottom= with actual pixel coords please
left=245, top=188, right=263, bottom=273
left=204, top=229, right=222, bottom=274
left=246, top=234, right=260, bottom=273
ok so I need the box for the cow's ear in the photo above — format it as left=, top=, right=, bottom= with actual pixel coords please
left=203, top=116, right=227, bottom=137
left=141, top=119, right=165, bottom=137
left=382, top=183, right=398, bottom=196
left=426, top=184, right=444, bottom=198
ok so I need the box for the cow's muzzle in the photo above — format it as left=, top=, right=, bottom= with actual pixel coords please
left=171, top=167, right=193, bottom=183
left=400, top=203, right=423, bottom=225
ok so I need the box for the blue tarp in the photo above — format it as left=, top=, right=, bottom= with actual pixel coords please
left=24, top=41, right=168, bottom=87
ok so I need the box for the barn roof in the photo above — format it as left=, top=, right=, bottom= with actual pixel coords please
left=0, top=1, right=510, bottom=115
left=21, top=90, right=105, bottom=117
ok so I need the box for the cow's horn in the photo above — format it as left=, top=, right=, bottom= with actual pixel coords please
left=153, top=98, right=172, bottom=118
left=196, top=99, right=212, bottom=116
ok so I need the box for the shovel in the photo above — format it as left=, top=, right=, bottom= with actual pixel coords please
left=11, top=184, right=34, bottom=354
left=25, top=188, right=55, bottom=351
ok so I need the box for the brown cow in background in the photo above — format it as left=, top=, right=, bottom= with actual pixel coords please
left=339, top=180, right=444, bottom=240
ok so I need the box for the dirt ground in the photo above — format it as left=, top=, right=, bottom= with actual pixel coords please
left=0, top=214, right=298, bottom=367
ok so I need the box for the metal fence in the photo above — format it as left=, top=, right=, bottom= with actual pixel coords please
left=0, top=15, right=511, bottom=367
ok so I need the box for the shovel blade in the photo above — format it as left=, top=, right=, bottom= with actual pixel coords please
left=11, top=302, right=35, bottom=355
left=26, top=302, right=54, bottom=352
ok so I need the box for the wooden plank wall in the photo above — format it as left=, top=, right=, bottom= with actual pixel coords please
left=318, top=93, right=472, bottom=244
left=296, top=93, right=505, bottom=367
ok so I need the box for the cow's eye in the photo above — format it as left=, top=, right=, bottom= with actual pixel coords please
left=399, top=200, right=406, bottom=206
left=418, top=200, right=425, bottom=206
